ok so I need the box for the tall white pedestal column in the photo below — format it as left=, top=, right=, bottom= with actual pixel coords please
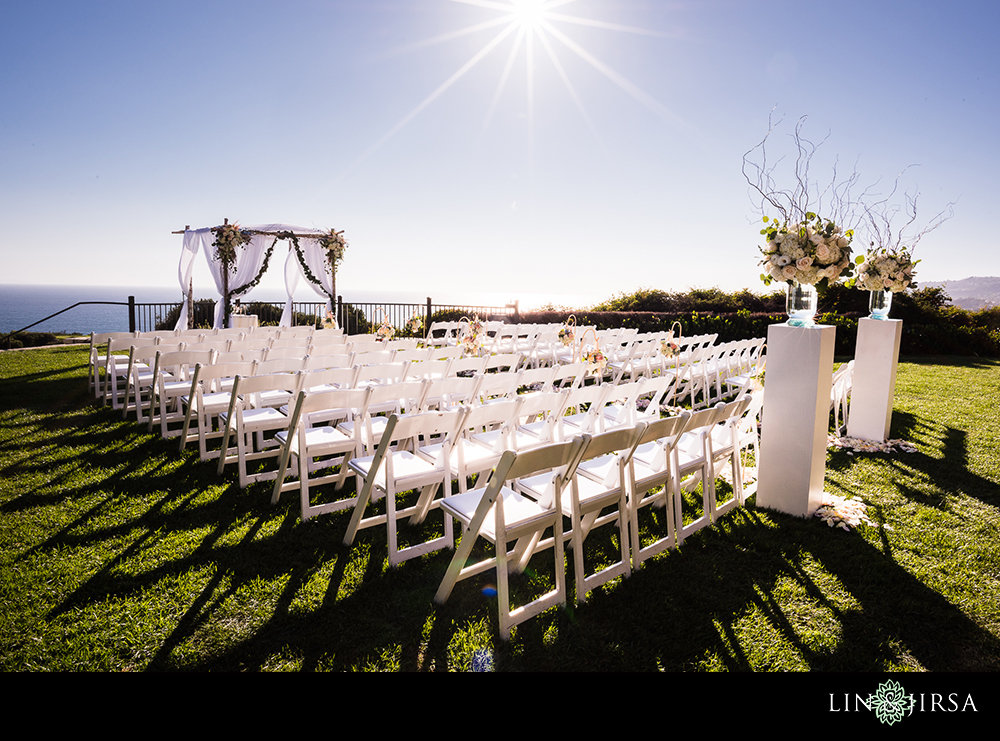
left=847, top=318, right=903, bottom=442
left=756, top=323, right=836, bottom=518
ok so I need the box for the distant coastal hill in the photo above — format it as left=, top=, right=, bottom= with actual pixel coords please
left=923, top=277, right=1000, bottom=310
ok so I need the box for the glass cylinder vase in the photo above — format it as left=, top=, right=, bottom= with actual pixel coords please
left=786, top=283, right=818, bottom=327
left=869, top=289, right=893, bottom=320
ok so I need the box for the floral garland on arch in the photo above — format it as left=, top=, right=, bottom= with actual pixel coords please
left=286, top=231, right=332, bottom=300
left=230, top=237, right=277, bottom=299
left=212, top=222, right=252, bottom=273
left=758, top=212, right=854, bottom=288
left=318, top=228, right=348, bottom=272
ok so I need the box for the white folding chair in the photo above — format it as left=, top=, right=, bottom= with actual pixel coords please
left=558, top=383, right=615, bottom=436
left=669, top=402, right=730, bottom=543
left=483, top=353, right=522, bottom=374
left=519, top=423, right=648, bottom=604
left=336, top=379, right=429, bottom=454
left=476, top=371, right=521, bottom=406
left=831, top=359, right=854, bottom=437
left=343, top=409, right=466, bottom=567
left=217, top=372, right=303, bottom=488
left=627, top=412, right=690, bottom=568
left=179, top=360, right=255, bottom=460
left=148, top=349, right=218, bottom=437
left=271, top=387, right=373, bottom=520
left=420, top=397, right=525, bottom=493
left=703, top=394, right=755, bottom=521
left=434, top=436, right=588, bottom=639
left=470, top=389, right=569, bottom=453
left=123, top=342, right=185, bottom=423
left=421, top=375, right=483, bottom=412
left=88, top=331, right=135, bottom=399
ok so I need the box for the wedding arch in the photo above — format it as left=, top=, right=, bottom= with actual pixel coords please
left=173, top=220, right=347, bottom=329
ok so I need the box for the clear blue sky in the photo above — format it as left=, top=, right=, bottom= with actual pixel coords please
left=2, top=0, right=996, bottom=307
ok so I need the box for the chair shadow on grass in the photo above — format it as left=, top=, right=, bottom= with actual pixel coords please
left=5, top=352, right=1000, bottom=670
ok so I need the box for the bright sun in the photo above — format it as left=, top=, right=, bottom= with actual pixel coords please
left=338, top=0, right=677, bottom=181
left=511, top=0, right=546, bottom=28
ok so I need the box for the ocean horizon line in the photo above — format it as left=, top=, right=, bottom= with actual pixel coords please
left=1, top=283, right=600, bottom=335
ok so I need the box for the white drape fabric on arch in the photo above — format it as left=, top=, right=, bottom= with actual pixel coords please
left=280, top=235, right=334, bottom=327
left=175, top=224, right=328, bottom=330
left=175, top=228, right=212, bottom=331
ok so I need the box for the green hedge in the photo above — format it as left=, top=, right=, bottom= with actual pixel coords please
left=517, top=285, right=1000, bottom=357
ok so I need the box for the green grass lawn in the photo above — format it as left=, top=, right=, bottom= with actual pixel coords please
left=1, top=346, right=998, bottom=671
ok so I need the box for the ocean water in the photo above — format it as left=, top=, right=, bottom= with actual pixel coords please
left=0, top=284, right=591, bottom=335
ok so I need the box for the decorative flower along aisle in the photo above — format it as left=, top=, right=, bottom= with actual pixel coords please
left=814, top=494, right=878, bottom=531
left=744, top=114, right=859, bottom=325
left=815, top=436, right=918, bottom=530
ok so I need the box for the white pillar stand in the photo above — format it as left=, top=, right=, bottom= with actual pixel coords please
left=847, top=318, right=903, bottom=442
left=756, top=323, right=836, bottom=518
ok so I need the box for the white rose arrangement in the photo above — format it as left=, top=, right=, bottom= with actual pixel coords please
left=758, top=212, right=854, bottom=288
left=853, top=248, right=916, bottom=293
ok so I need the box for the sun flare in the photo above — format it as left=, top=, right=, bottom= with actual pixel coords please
left=511, top=0, right=546, bottom=29
left=338, top=0, right=679, bottom=182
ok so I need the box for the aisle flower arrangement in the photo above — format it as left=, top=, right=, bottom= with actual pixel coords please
left=828, top=435, right=918, bottom=455
left=404, top=311, right=423, bottom=337
left=460, top=315, right=485, bottom=356
left=583, top=347, right=607, bottom=377
left=758, top=212, right=854, bottom=288
left=815, top=493, right=877, bottom=531
left=853, top=248, right=916, bottom=292
left=375, top=308, right=394, bottom=342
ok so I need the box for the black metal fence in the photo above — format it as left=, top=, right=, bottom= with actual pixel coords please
left=334, top=298, right=518, bottom=336
left=2, top=295, right=519, bottom=346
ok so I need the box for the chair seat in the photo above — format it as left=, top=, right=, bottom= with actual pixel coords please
left=338, top=416, right=389, bottom=445
left=575, top=453, right=621, bottom=489
left=258, top=389, right=294, bottom=408
left=241, top=406, right=288, bottom=430
left=423, top=438, right=499, bottom=475
left=348, top=450, right=441, bottom=494
left=276, top=424, right=354, bottom=457
left=183, top=390, right=234, bottom=414
left=441, top=485, right=551, bottom=542
left=472, top=427, right=545, bottom=453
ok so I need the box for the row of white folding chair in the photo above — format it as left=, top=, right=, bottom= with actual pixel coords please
left=273, top=372, right=754, bottom=592
left=656, top=335, right=721, bottom=408
left=686, top=340, right=741, bottom=408
left=624, top=394, right=756, bottom=572
left=98, top=332, right=273, bottom=408
left=339, top=389, right=577, bottom=569
left=695, top=337, right=766, bottom=407
left=88, top=331, right=136, bottom=399
left=331, top=380, right=656, bottom=568
left=227, top=371, right=490, bottom=496
left=431, top=394, right=751, bottom=638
